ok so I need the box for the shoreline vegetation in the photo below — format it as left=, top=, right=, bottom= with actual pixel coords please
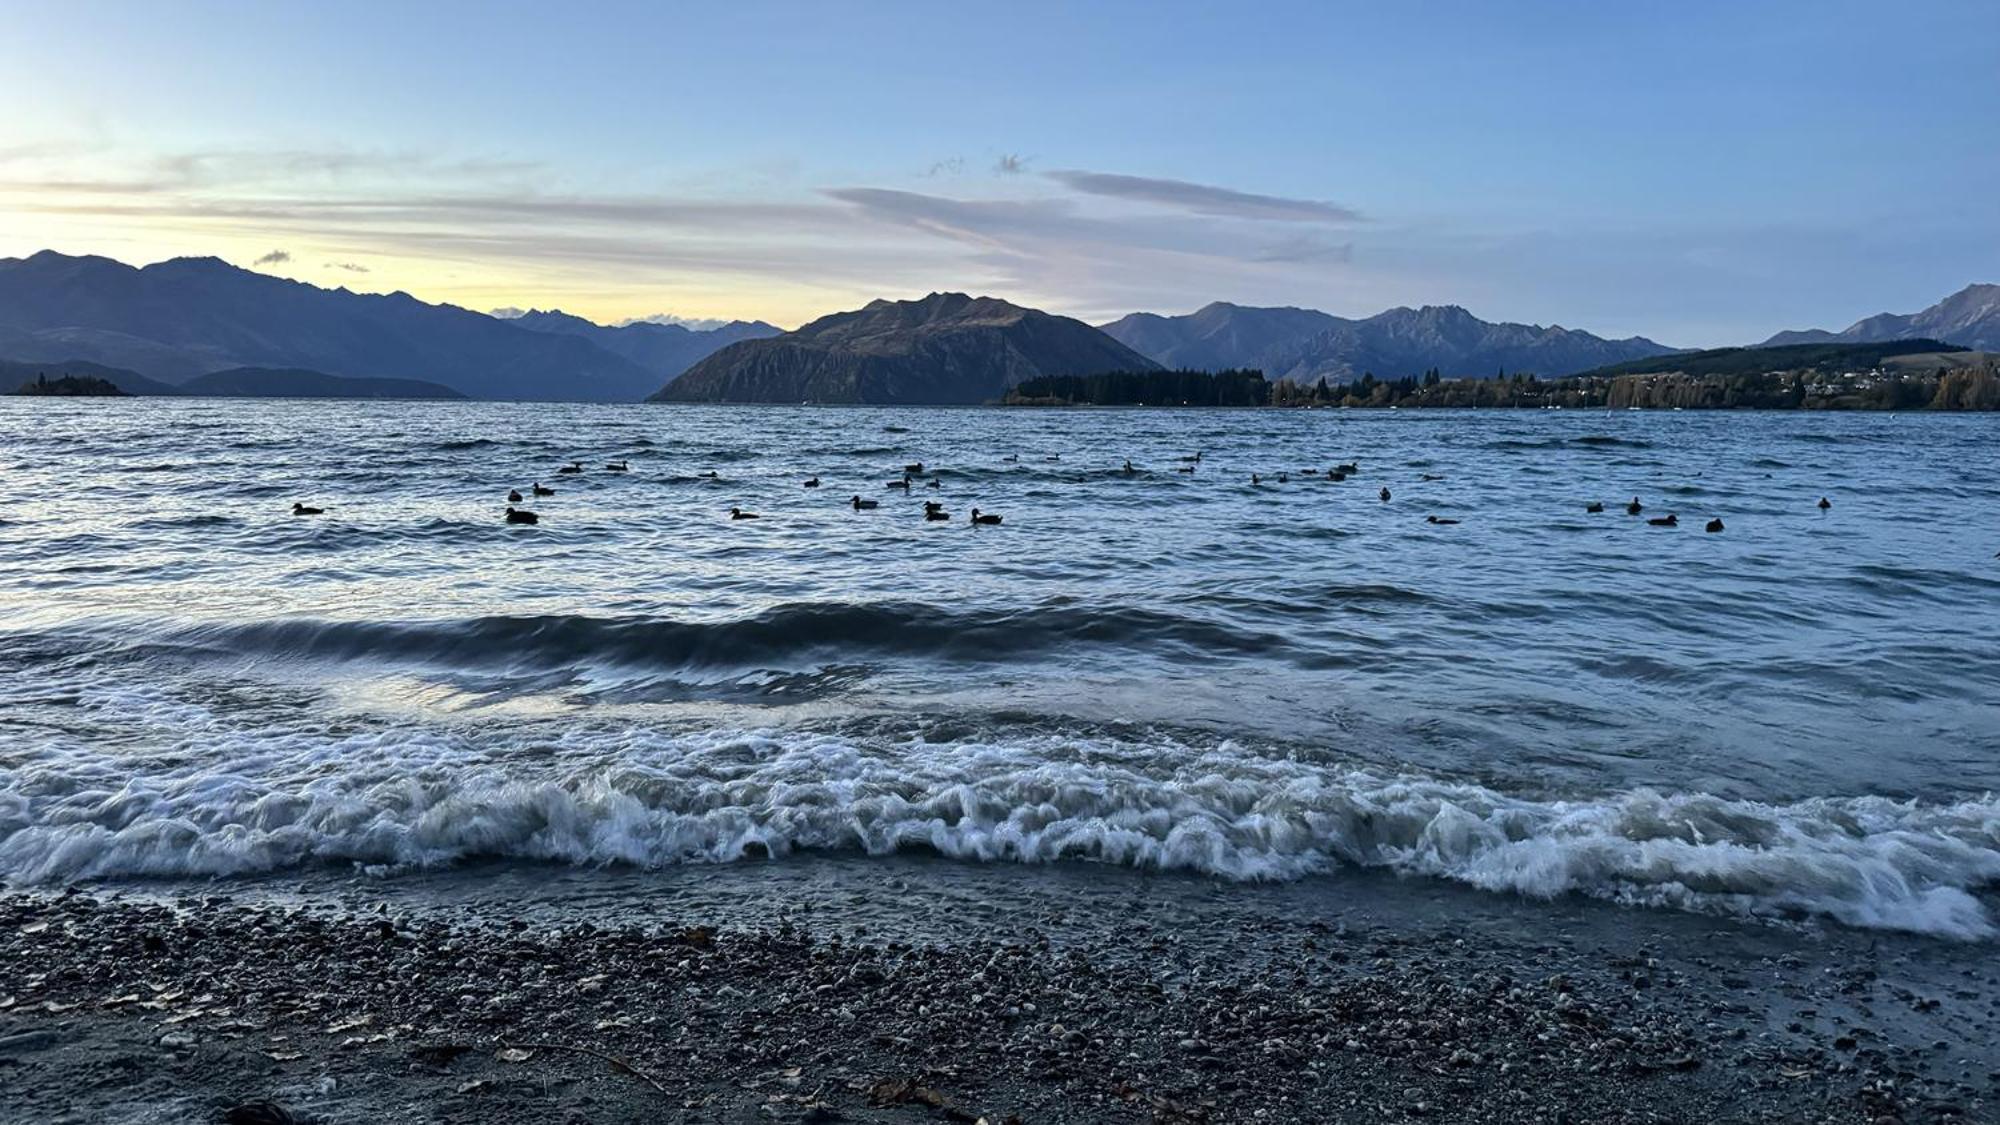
left=1004, top=339, right=2000, bottom=411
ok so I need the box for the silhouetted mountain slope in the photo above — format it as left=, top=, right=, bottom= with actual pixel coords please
left=505, top=309, right=781, bottom=382
left=176, top=367, right=465, bottom=399
left=655, top=292, right=1158, bottom=404
left=1763, top=285, right=2000, bottom=351
left=1102, top=301, right=1677, bottom=381
left=0, top=251, right=657, bottom=401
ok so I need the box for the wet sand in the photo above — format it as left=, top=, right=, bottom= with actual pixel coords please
left=2, top=860, right=1995, bottom=1124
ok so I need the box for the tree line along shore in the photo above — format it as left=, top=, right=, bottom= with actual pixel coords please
left=1004, top=339, right=2000, bottom=411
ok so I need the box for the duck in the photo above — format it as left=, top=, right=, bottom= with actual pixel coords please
left=1585, top=501, right=1604, bottom=513
left=1002, top=455, right=1019, bottom=463
left=924, top=504, right=950, bottom=521
left=605, top=460, right=629, bottom=472
left=1278, top=473, right=1289, bottom=483
left=1329, top=470, right=1347, bottom=482
left=292, top=502, right=324, bottom=516
left=1379, top=487, right=1391, bottom=502
left=887, top=477, right=912, bottom=491
left=1648, top=513, right=1678, bottom=527
left=970, top=508, right=1003, bottom=525
left=507, top=489, right=523, bottom=503
left=557, top=461, right=583, bottom=475
left=1818, top=496, right=1832, bottom=511
left=1122, top=460, right=1136, bottom=474
left=1251, top=474, right=1262, bottom=485
left=1426, top=515, right=1459, bottom=525
left=729, top=507, right=759, bottom=520
left=927, top=477, right=942, bottom=490
left=1176, top=464, right=1196, bottom=475
left=1626, top=497, right=1643, bottom=515
left=1336, top=462, right=1358, bottom=474
left=1705, top=518, right=1725, bottom=533
left=504, top=507, right=538, bottom=525
left=1421, top=473, right=1445, bottom=482
left=701, top=470, right=720, bottom=479
left=532, top=482, right=555, bottom=497
left=1299, top=468, right=1320, bottom=476
left=803, top=476, right=821, bottom=488
left=904, top=462, right=925, bottom=474
left=851, top=496, right=879, bottom=510
left=923, top=499, right=945, bottom=511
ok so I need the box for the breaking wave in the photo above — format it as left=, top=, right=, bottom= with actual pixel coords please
left=2, top=720, right=1995, bottom=939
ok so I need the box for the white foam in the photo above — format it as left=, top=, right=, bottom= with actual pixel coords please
left=3, top=707, right=1997, bottom=939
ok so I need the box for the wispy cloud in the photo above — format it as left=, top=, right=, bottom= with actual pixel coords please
left=252, top=248, right=291, bottom=266
left=1045, top=170, right=1363, bottom=223
left=326, top=261, right=370, bottom=272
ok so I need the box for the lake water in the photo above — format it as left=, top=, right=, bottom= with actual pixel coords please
left=2, top=399, right=1997, bottom=938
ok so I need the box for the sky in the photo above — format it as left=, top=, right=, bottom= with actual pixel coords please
left=1, top=0, right=1995, bottom=345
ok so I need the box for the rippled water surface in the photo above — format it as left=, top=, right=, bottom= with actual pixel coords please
left=2, top=399, right=1997, bottom=936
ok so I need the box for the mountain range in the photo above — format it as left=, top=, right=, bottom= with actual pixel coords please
left=1762, top=284, right=2000, bottom=351
left=2, top=249, right=1994, bottom=404
left=655, top=292, right=1157, bottom=404
left=1100, top=302, right=1679, bottom=382
left=0, top=252, right=768, bottom=402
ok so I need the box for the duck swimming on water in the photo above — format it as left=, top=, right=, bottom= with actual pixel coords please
left=505, top=507, right=538, bottom=525
left=604, top=460, right=628, bottom=472
left=729, top=507, right=759, bottom=520
left=803, top=476, right=820, bottom=488
left=1648, top=513, right=1678, bottom=527
left=1122, top=460, right=1135, bottom=474
left=532, top=482, right=555, bottom=497
left=851, top=495, right=879, bottom=510
left=292, top=502, right=323, bottom=516
left=1379, top=487, right=1391, bottom=502
left=970, top=508, right=1003, bottom=525
left=1626, top=497, right=1643, bottom=515
left=1818, top=496, right=1832, bottom=511
left=1706, top=518, right=1725, bottom=533
left=1426, top=515, right=1458, bottom=525
left=924, top=501, right=950, bottom=521
left=507, top=489, right=523, bottom=503
left=558, top=461, right=583, bottom=475
left=1585, top=501, right=1604, bottom=513
left=887, top=477, right=911, bottom=490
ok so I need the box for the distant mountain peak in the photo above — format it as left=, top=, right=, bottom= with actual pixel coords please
left=1761, top=282, right=2000, bottom=351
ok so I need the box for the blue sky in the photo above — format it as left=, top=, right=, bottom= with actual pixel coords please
left=2, top=0, right=1995, bottom=343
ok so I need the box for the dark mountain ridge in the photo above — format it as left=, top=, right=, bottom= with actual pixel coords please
left=0, top=251, right=656, bottom=401
left=655, top=292, right=1159, bottom=404
left=503, top=308, right=781, bottom=382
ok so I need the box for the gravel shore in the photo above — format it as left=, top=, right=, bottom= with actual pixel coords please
left=2, top=869, right=1994, bottom=1124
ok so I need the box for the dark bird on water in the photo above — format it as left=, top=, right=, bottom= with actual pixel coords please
left=851, top=496, right=879, bottom=510
left=904, top=462, right=925, bottom=474
left=1626, top=497, right=1643, bottom=515
left=292, top=502, right=323, bottom=516
left=1177, top=465, right=1196, bottom=474
left=504, top=507, right=538, bottom=525
left=1648, top=514, right=1679, bottom=527
left=557, top=461, right=583, bottom=475
left=971, top=508, right=1003, bottom=525
left=1706, top=518, right=1725, bottom=533
left=803, top=476, right=820, bottom=488
left=1336, top=462, right=1358, bottom=474
left=507, top=489, right=523, bottom=503
left=924, top=501, right=950, bottom=521
left=927, top=477, right=941, bottom=489
left=1002, top=455, right=1018, bottom=463
left=1421, top=473, right=1445, bottom=482
left=1585, top=502, right=1604, bottom=513
left=1379, top=487, right=1391, bottom=502
left=887, top=477, right=911, bottom=490
left=1329, top=470, right=1347, bottom=481
left=1278, top=472, right=1289, bottom=483
left=532, top=483, right=555, bottom=497
left=701, top=470, right=720, bottom=479
left=1251, top=473, right=1262, bottom=485
left=1122, top=460, right=1135, bottom=474
left=730, top=507, right=759, bottom=520
left=1426, top=515, right=1459, bottom=525
left=1818, top=496, right=1832, bottom=510
left=605, top=460, right=628, bottom=472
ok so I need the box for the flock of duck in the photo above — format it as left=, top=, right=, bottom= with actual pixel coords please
left=287, top=452, right=1832, bottom=533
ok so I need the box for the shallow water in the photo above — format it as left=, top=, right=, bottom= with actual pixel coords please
left=2, top=399, right=1997, bottom=937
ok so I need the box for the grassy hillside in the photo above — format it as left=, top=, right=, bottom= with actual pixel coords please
left=1580, top=339, right=1965, bottom=378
